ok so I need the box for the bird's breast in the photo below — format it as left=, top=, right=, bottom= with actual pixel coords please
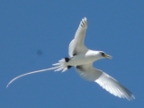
left=66, top=53, right=95, bottom=66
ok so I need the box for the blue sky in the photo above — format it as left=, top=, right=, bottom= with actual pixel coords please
left=1, top=0, right=144, bottom=108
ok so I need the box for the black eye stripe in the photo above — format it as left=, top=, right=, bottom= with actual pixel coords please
left=101, top=52, right=105, bottom=56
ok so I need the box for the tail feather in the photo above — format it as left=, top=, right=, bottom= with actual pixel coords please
left=52, top=63, right=61, bottom=66
left=6, top=58, right=71, bottom=88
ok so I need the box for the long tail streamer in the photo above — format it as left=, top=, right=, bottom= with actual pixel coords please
left=6, top=59, right=68, bottom=88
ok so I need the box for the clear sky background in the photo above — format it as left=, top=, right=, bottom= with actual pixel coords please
left=0, top=0, right=144, bottom=108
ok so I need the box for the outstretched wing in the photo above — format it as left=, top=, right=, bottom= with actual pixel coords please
left=76, top=64, right=135, bottom=100
left=69, top=17, right=88, bottom=57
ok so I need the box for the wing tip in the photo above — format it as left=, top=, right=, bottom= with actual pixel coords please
left=83, top=17, right=87, bottom=20
left=82, top=17, right=87, bottom=22
left=127, top=94, right=135, bottom=101
left=79, top=17, right=88, bottom=28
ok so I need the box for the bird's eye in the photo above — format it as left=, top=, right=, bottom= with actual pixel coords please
left=101, top=52, right=105, bottom=56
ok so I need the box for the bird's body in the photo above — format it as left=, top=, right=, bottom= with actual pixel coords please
left=66, top=50, right=102, bottom=66
left=7, top=17, right=135, bottom=100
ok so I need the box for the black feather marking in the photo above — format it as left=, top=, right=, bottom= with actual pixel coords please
left=65, top=57, right=70, bottom=62
left=81, top=23, right=84, bottom=28
left=76, top=65, right=83, bottom=71
left=73, top=53, right=77, bottom=56
left=67, top=66, right=72, bottom=69
left=64, top=57, right=72, bottom=69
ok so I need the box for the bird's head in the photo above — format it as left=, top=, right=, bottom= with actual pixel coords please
left=98, top=51, right=112, bottom=59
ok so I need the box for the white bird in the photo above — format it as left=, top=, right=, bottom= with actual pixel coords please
left=7, top=17, right=135, bottom=100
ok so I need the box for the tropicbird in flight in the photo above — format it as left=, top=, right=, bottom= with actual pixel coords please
left=7, top=17, right=135, bottom=100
